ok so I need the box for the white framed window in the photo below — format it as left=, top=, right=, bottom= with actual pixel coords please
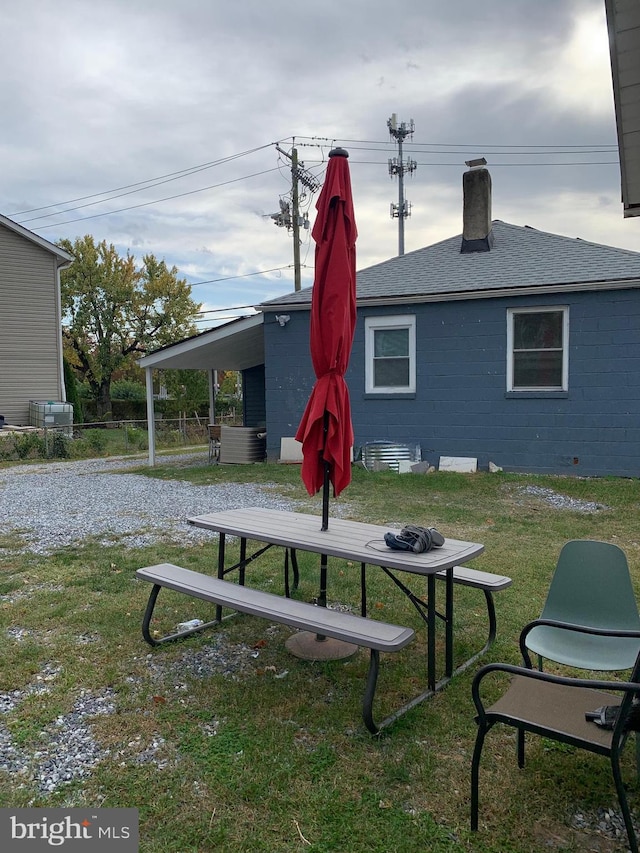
left=507, top=307, right=569, bottom=391
left=365, top=315, right=416, bottom=394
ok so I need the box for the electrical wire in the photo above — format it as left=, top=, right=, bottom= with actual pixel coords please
left=9, top=142, right=280, bottom=219
left=305, top=158, right=619, bottom=167
left=33, top=167, right=282, bottom=229
left=20, top=133, right=617, bottom=233
left=188, top=266, right=296, bottom=287
left=294, top=134, right=618, bottom=151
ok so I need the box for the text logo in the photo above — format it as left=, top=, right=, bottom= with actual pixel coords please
left=0, top=809, right=138, bottom=850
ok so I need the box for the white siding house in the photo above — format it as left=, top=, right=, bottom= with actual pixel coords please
left=606, top=0, right=640, bottom=217
left=0, top=214, right=73, bottom=425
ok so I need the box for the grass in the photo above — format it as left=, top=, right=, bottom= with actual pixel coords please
left=1, top=460, right=640, bottom=851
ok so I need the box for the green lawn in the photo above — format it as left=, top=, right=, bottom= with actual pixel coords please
left=1, top=460, right=639, bottom=851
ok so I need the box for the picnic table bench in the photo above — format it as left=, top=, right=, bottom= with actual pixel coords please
left=136, top=562, right=415, bottom=734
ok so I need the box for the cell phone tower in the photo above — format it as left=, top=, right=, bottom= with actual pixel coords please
left=387, top=114, right=417, bottom=256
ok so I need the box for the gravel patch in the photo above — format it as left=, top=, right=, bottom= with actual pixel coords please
left=143, top=630, right=263, bottom=682
left=571, top=805, right=639, bottom=849
left=0, top=453, right=306, bottom=797
left=518, top=484, right=610, bottom=513
left=0, top=664, right=116, bottom=794
left=0, top=453, right=297, bottom=554
left=0, top=635, right=268, bottom=795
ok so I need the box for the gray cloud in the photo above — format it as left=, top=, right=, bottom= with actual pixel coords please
left=0, top=0, right=633, bottom=324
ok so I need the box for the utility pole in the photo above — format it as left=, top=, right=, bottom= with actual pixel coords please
left=272, top=145, right=320, bottom=291
left=291, top=148, right=302, bottom=292
left=387, top=114, right=417, bottom=256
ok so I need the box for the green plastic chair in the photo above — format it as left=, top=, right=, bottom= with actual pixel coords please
left=525, top=540, right=640, bottom=671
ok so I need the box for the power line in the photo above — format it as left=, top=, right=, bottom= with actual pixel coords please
left=188, top=265, right=298, bottom=286
left=305, top=158, right=618, bottom=167
left=9, top=143, right=280, bottom=219
left=20, top=134, right=615, bottom=222
left=295, top=135, right=618, bottom=150
left=33, top=167, right=282, bottom=229
left=19, top=134, right=618, bottom=232
left=333, top=145, right=618, bottom=158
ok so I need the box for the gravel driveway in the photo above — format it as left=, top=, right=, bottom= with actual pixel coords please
left=0, top=453, right=296, bottom=555
left=0, top=452, right=301, bottom=794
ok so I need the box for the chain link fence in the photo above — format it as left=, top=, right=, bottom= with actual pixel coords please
left=0, top=412, right=241, bottom=462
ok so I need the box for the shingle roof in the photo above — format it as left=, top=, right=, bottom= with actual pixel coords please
left=261, top=220, right=640, bottom=309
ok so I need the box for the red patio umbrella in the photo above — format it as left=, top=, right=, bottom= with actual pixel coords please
left=289, top=147, right=358, bottom=661
left=295, top=147, right=357, bottom=513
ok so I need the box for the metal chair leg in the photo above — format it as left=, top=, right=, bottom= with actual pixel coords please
left=517, top=728, right=525, bottom=768
left=611, top=749, right=639, bottom=853
left=471, top=724, right=489, bottom=831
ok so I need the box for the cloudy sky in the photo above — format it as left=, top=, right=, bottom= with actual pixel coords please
left=1, top=0, right=634, bottom=330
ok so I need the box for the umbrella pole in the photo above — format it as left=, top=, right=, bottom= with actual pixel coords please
left=321, top=413, right=330, bottom=531
left=319, top=412, right=330, bottom=610
left=318, top=429, right=331, bottom=634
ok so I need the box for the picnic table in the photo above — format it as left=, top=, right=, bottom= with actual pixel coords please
left=137, top=508, right=510, bottom=733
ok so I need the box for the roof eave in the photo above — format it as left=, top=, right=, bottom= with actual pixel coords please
left=260, top=278, right=640, bottom=313
left=0, top=214, right=74, bottom=265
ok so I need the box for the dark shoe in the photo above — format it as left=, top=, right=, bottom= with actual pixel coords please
left=384, top=525, right=445, bottom=554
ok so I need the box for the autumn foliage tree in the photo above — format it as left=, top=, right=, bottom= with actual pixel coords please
left=58, top=235, right=201, bottom=418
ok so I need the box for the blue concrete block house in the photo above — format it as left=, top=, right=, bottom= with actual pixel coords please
left=141, top=164, right=640, bottom=477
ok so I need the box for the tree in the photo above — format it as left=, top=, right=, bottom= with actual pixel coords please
left=163, top=369, right=209, bottom=416
left=58, top=236, right=201, bottom=418
left=62, top=355, right=83, bottom=423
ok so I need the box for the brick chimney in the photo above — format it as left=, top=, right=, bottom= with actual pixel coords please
left=460, top=158, right=493, bottom=253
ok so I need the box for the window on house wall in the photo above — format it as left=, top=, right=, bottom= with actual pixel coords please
left=507, top=307, right=568, bottom=391
left=365, top=315, right=416, bottom=394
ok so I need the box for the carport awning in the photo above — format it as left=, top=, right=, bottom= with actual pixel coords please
left=138, top=314, right=264, bottom=371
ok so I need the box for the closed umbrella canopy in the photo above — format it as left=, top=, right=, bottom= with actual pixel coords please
left=295, top=148, right=357, bottom=499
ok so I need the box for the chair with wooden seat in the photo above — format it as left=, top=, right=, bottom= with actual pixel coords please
left=471, top=621, right=640, bottom=853
left=208, top=424, right=221, bottom=463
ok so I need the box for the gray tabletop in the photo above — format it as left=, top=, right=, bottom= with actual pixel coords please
left=188, top=507, right=484, bottom=576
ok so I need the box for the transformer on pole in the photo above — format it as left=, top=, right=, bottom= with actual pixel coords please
left=272, top=144, right=319, bottom=291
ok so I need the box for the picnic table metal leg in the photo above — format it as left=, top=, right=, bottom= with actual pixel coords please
left=362, top=649, right=381, bottom=734
left=427, top=573, right=436, bottom=692
left=363, top=646, right=444, bottom=736
left=290, top=549, right=300, bottom=591
left=445, top=567, right=454, bottom=678
left=239, top=537, right=247, bottom=586
left=449, top=589, right=499, bottom=677
left=216, top=533, right=225, bottom=623
left=284, top=549, right=293, bottom=598
left=361, top=563, right=367, bottom=617
left=284, top=549, right=300, bottom=598
left=141, top=583, right=221, bottom=647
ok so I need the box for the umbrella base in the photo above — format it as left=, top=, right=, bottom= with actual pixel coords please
left=285, top=631, right=358, bottom=661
